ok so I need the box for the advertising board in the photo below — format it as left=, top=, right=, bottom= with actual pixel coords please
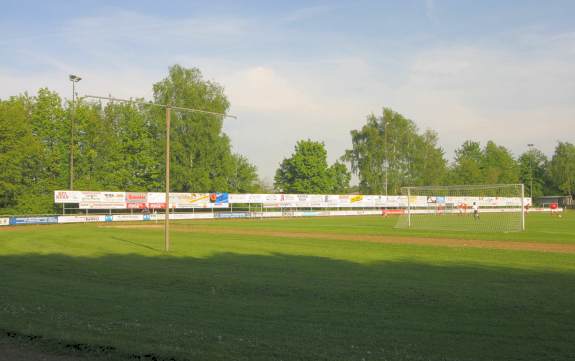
left=58, top=215, right=106, bottom=223
left=215, top=212, right=250, bottom=219
left=10, top=216, right=59, bottom=225
left=111, top=215, right=144, bottom=222
left=79, top=202, right=127, bottom=209
left=0, top=218, right=9, bottom=226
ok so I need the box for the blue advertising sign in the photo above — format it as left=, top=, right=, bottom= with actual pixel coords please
left=215, top=212, right=249, bottom=219
left=10, top=216, right=59, bottom=225
left=214, top=192, right=229, bottom=204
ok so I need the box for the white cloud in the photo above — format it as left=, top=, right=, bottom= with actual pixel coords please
left=1, top=9, right=574, bottom=182
left=226, top=66, right=318, bottom=112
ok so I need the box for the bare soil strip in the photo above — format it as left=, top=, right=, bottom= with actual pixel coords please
left=103, top=224, right=575, bottom=254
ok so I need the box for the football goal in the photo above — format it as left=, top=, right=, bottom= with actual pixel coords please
left=395, top=184, right=526, bottom=232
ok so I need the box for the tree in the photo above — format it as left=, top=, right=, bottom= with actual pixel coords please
left=344, top=108, right=446, bottom=194
left=549, top=142, right=575, bottom=196
left=518, top=147, right=548, bottom=198
left=152, top=65, right=236, bottom=192
left=274, top=140, right=333, bottom=193
left=0, top=97, right=44, bottom=213
left=481, top=141, right=519, bottom=184
left=328, top=161, right=351, bottom=194
left=410, top=130, right=447, bottom=186
left=229, top=154, right=260, bottom=193
left=449, top=141, right=484, bottom=184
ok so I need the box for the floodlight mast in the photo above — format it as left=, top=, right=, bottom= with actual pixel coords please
left=81, top=94, right=237, bottom=252
left=69, top=74, right=82, bottom=190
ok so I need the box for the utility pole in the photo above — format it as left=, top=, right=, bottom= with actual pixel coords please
left=69, top=74, right=82, bottom=190
left=528, top=143, right=534, bottom=199
left=383, top=109, right=388, bottom=196
left=82, top=95, right=236, bottom=252
left=165, top=106, right=171, bottom=251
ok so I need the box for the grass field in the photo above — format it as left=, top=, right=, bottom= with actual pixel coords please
left=1, top=212, right=574, bottom=360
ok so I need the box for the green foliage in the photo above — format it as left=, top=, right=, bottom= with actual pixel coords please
left=449, top=140, right=519, bottom=186
left=229, top=154, right=260, bottom=193
left=481, top=141, right=519, bottom=184
left=274, top=140, right=350, bottom=194
left=0, top=97, right=44, bottom=213
left=518, top=147, right=549, bottom=198
left=344, top=108, right=447, bottom=194
left=449, top=141, right=484, bottom=184
left=153, top=64, right=235, bottom=192
left=275, top=139, right=335, bottom=193
left=549, top=142, right=575, bottom=196
left=0, top=65, right=260, bottom=214
left=328, top=161, right=351, bottom=194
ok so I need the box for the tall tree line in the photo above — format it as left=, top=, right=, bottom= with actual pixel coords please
left=341, top=108, right=574, bottom=197
left=0, top=65, right=260, bottom=214
left=274, top=107, right=574, bottom=197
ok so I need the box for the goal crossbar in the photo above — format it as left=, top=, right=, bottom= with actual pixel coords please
left=396, top=184, right=526, bottom=233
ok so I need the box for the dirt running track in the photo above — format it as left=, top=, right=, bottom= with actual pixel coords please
left=105, top=224, right=575, bottom=254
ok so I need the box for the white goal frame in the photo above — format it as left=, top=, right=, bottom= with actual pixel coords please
left=400, top=184, right=526, bottom=232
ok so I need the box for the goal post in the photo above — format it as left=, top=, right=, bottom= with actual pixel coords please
left=396, top=184, right=527, bottom=232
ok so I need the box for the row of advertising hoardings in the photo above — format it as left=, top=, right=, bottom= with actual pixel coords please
left=54, top=191, right=229, bottom=209
left=0, top=210, right=385, bottom=226
left=0, top=206, right=557, bottom=227
left=54, top=191, right=531, bottom=210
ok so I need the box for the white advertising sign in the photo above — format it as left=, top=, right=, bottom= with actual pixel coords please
left=79, top=202, right=127, bottom=209
left=54, top=190, right=83, bottom=203
left=0, top=218, right=9, bottom=226
left=58, top=215, right=106, bottom=223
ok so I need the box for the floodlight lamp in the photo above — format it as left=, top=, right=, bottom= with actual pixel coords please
left=69, top=74, right=82, bottom=82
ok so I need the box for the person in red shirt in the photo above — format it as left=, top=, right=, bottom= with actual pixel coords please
left=550, top=201, right=558, bottom=216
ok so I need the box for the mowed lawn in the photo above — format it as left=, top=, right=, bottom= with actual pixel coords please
left=0, top=213, right=574, bottom=361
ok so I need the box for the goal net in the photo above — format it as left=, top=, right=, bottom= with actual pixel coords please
left=395, top=184, right=526, bottom=232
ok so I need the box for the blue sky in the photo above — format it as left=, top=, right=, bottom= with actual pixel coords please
left=1, top=0, right=574, bottom=183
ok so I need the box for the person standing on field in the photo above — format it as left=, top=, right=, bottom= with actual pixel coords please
left=472, top=202, right=479, bottom=220
left=550, top=201, right=558, bottom=216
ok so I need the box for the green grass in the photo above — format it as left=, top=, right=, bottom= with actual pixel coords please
left=0, top=212, right=574, bottom=360
left=184, top=210, right=575, bottom=244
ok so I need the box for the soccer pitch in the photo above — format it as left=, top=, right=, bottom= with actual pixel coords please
left=1, top=213, right=574, bottom=361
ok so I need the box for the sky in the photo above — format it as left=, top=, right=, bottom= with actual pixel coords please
left=1, top=0, right=574, bottom=184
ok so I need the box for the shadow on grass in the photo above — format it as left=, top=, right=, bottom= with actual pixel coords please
left=0, top=252, right=574, bottom=361
left=111, top=236, right=164, bottom=253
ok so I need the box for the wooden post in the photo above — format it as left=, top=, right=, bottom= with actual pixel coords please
left=165, top=106, right=171, bottom=252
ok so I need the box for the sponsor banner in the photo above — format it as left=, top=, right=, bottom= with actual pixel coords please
left=54, top=190, right=83, bottom=203
left=215, top=212, right=250, bottom=219
left=171, top=213, right=215, bottom=220
left=56, top=191, right=532, bottom=210
left=0, top=218, right=9, bottom=226
left=126, top=192, right=147, bottom=203
left=112, top=215, right=144, bottom=222
left=58, top=215, right=106, bottom=223
left=212, top=192, right=229, bottom=204
left=10, top=216, right=58, bottom=225
left=148, top=203, right=166, bottom=209
left=100, top=192, right=126, bottom=203
left=79, top=202, right=127, bottom=209
left=147, top=193, right=165, bottom=203
left=127, top=203, right=147, bottom=209
left=229, top=193, right=249, bottom=203
left=383, top=209, right=404, bottom=215
left=170, top=193, right=210, bottom=206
